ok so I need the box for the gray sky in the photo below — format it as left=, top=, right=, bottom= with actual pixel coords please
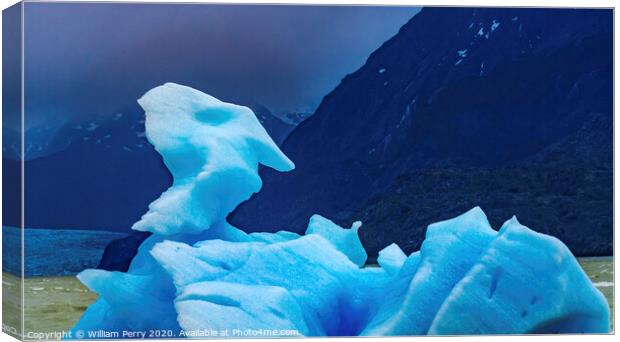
left=21, top=3, right=419, bottom=130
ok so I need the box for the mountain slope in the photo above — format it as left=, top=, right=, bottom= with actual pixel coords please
left=20, top=104, right=170, bottom=231
left=353, top=111, right=612, bottom=259
left=251, top=104, right=296, bottom=144
left=230, top=7, right=612, bottom=256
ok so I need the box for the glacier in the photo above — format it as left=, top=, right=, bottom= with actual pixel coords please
left=69, top=83, right=609, bottom=337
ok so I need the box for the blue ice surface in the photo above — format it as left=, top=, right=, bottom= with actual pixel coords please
left=130, top=83, right=293, bottom=236
left=69, top=83, right=610, bottom=337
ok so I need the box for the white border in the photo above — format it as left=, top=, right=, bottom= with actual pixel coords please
left=0, top=1, right=616, bottom=342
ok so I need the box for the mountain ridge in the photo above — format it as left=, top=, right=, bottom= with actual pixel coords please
left=230, top=7, right=612, bottom=256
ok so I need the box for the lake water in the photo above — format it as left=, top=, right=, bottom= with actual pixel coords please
left=2, top=226, right=126, bottom=276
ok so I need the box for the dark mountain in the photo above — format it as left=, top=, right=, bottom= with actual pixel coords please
left=354, top=113, right=612, bottom=260
left=230, top=7, right=613, bottom=257
left=251, top=104, right=296, bottom=145
left=6, top=102, right=291, bottom=231
left=3, top=115, right=115, bottom=161
left=281, top=112, right=313, bottom=125
left=14, top=103, right=170, bottom=231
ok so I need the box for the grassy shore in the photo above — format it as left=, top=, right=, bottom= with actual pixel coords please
left=2, top=256, right=613, bottom=339
left=577, top=256, right=614, bottom=329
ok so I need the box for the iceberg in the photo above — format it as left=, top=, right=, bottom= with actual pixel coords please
left=70, top=83, right=609, bottom=337
left=132, top=83, right=294, bottom=236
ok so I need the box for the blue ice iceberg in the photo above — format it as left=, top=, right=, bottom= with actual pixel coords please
left=70, top=83, right=609, bottom=337
left=132, top=83, right=294, bottom=236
